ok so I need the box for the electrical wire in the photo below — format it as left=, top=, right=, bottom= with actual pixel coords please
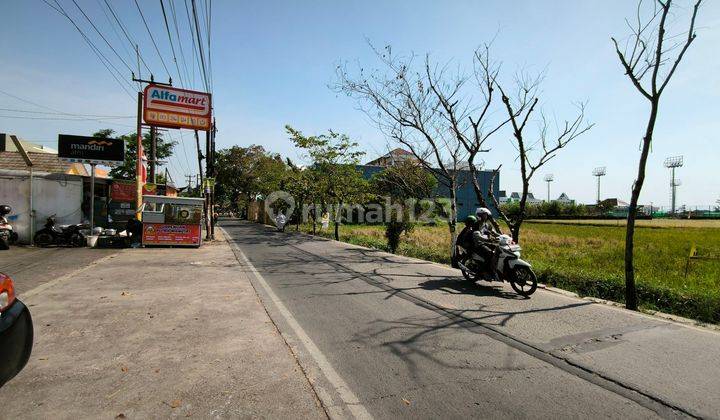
left=70, top=0, right=134, bottom=73
left=160, top=0, right=185, bottom=88
left=190, top=0, right=210, bottom=93
left=0, top=107, right=133, bottom=118
left=169, top=0, right=193, bottom=90
left=102, top=0, right=152, bottom=76
left=133, top=0, right=173, bottom=81
left=42, top=0, right=136, bottom=100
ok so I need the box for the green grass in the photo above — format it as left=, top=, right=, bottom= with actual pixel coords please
left=295, top=222, right=720, bottom=324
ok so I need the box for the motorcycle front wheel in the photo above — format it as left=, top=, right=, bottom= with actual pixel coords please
left=70, top=233, right=86, bottom=247
left=510, top=266, right=538, bottom=296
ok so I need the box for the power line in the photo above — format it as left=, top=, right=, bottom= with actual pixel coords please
left=42, top=0, right=136, bottom=100
left=102, top=0, right=152, bottom=76
left=160, top=0, right=185, bottom=88
left=134, top=0, right=173, bottom=80
left=94, top=0, right=136, bottom=72
left=70, top=0, right=134, bottom=73
left=0, top=108, right=133, bottom=118
left=191, top=0, right=210, bottom=92
left=0, top=114, right=135, bottom=125
left=168, top=0, right=193, bottom=90
left=184, top=0, right=200, bottom=89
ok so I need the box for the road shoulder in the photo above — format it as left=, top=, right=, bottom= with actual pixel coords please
left=0, top=231, right=326, bottom=419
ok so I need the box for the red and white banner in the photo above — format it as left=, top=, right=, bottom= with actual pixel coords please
left=143, top=85, right=211, bottom=130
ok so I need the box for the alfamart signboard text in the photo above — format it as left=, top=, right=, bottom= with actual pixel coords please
left=143, top=84, right=211, bottom=130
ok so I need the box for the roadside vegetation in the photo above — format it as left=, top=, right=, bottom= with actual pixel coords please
left=301, top=222, right=720, bottom=324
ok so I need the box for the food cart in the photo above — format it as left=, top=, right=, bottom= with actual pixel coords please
left=141, top=195, right=204, bottom=247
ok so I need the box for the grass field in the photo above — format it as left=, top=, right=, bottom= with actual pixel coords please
left=300, top=221, right=720, bottom=323
left=530, top=219, right=720, bottom=228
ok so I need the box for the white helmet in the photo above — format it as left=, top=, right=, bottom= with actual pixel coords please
left=475, top=207, right=492, bottom=217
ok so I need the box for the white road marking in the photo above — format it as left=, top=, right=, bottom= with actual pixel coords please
left=223, top=229, right=372, bottom=420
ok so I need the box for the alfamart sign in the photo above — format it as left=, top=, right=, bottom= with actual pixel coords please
left=143, top=84, right=212, bottom=130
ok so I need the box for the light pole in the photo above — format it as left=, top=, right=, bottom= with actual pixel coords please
left=664, top=156, right=683, bottom=214
left=544, top=174, right=554, bottom=202
left=592, top=167, right=606, bottom=204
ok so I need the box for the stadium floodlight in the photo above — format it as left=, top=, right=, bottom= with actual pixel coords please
left=664, top=156, right=684, bottom=214
left=592, top=167, right=606, bottom=204
left=544, top=174, right=554, bottom=202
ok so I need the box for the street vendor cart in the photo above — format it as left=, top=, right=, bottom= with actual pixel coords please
left=141, top=195, right=205, bottom=247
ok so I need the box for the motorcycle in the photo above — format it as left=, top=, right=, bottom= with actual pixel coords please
left=33, top=215, right=86, bottom=247
left=0, top=205, right=19, bottom=250
left=455, top=234, right=538, bottom=296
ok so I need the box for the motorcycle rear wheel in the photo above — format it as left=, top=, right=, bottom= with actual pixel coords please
left=34, top=232, right=53, bottom=247
left=510, top=266, right=538, bottom=296
left=0, top=236, right=8, bottom=250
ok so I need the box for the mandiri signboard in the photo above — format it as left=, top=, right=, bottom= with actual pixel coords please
left=58, top=134, right=125, bottom=166
left=143, top=84, right=211, bottom=130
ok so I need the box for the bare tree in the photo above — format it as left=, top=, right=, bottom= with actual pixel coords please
left=489, top=75, right=593, bottom=243
left=612, top=0, right=702, bottom=310
left=424, top=44, right=511, bottom=233
left=335, top=45, right=470, bottom=252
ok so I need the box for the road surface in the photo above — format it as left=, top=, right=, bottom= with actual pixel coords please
left=221, top=220, right=720, bottom=419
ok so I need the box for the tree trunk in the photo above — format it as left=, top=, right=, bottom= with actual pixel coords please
left=467, top=161, right=502, bottom=233
left=448, top=181, right=458, bottom=256
left=334, top=202, right=341, bottom=240
left=625, top=100, right=658, bottom=310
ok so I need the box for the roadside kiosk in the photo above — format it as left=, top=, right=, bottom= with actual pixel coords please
left=141, top=195, right=205, bottom=247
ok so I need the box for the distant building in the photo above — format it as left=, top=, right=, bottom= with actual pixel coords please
left=357, top=148, right=499, bottom=219
left=365, top=148, right=418, bottom=167
left=497, top=191, right=545, bottom=205
left=555, top=193, right=575, bottom=205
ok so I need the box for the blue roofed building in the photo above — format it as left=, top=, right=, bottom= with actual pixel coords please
left=357, top=148, right=500, bottom=220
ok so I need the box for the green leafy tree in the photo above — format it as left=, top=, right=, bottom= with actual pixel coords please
left=371, top=160, right=437, bottom=253
left=92, top=129, right=176, bottom=181
left=286, top=125, right=367, bottom=240
left=215, top=145, right=287, bottom=216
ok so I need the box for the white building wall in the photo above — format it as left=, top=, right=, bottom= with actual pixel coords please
left=0, top=170, right=83, bottom=243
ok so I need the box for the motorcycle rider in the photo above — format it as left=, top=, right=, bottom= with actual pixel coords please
left=452, top=215, right=477, bottom=268
left=472, top=208, right=500, bottom=272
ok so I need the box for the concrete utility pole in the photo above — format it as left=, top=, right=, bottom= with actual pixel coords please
left=135, top=91, right=144, bottom=219
left=10, top=135, right=34, bottom=244
left=150, top=126, right=157, bottom=184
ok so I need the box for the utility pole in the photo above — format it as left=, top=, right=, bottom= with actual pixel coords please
left=204, top=129, right=212, bottom=240
left=592, top=167, right=607, bottom=204
left=149, top=126, right=157, bottom=184
left=132, top=73, right=171, bottom=218
left=135, top=90, right=143, bottom=219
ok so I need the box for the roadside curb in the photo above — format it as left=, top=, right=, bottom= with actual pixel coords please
left=258, top=222, right=720, bottom=335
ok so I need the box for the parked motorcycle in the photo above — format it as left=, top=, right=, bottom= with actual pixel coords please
left=33, top=215, right=86, bottom=247
left=455, top=234, right=538, bottom=296
left=0, top=205, right=19, bottom=250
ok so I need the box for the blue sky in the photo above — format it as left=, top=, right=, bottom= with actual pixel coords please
left=1, top=0, right=718, bottom=206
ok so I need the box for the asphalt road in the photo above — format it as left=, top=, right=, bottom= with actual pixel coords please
left=221, top=221, right=720, bottom=419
